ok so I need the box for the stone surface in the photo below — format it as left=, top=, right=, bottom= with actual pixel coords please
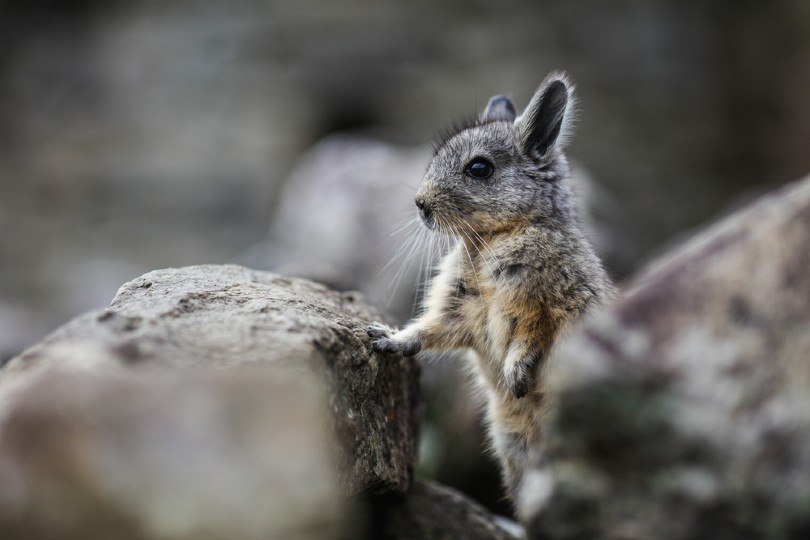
left=5, top=264, right=420, bottom=496
left=242, top=135, right=431, bottom=323
left=374, top=480, right=525, bottom=540
left=522, top=176, right=810, bottom=539
left=0, top=362, right=348, bottom=540
left=0, top=264, right=527, bottom=540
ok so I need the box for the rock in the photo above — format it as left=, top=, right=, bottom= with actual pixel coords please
left=0, top=362, right=349, bottom=540
left=241, top=136, right=432, bottom=323
left=522, top=176, right=810, bottom=539
left=374, top=480, right=525, bottom=540
left=5, top=264, right=420, bottom=496
left=0, top=263, right=525, bottom=539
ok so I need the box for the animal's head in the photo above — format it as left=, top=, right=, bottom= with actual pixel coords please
left=415, top=73, right=576, bottom=236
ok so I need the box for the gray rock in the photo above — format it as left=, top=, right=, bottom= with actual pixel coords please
left=375, top=480, right=525, bottom=540
left=5, top=264, right=420, bottom=496
left=0, top=363, right=350, bottom=540
left=0, top=264, right=524, bottom=540
left=242, top=136, right=432, bottom=323
left=522, top=175, right=810, bottom=539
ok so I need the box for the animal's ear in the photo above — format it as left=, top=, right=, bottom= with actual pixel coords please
left=515, top=73, right=574, bottom=160
left=481, top=95, right=517, bottom=122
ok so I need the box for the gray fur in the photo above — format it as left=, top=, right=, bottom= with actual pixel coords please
left=368, top=72, right=614, bottom=510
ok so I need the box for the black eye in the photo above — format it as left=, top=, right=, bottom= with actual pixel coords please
left=465, top=158, right=494, bottom=179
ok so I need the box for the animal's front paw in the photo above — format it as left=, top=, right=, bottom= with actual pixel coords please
left=504, top=352, right=543, bottom=399
left=367, top=322, right=393, bottom=339
left=367, top=323, right=422, bottom=357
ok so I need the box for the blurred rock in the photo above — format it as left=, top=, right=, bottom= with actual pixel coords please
left=374, top=480, right=525, bottom=540
left=6, top=264, right=420, bottom=495
left=242, top=135, right=431, bottom=323
left=522, top=175, right=810, bottom=539
left=0, top=363, right=348, bottom=540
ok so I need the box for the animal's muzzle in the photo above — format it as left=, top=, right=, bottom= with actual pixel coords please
left=415, top=197, right=435, bottom=229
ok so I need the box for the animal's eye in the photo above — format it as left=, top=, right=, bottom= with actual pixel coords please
left=465, top=158, right=494, bottom=179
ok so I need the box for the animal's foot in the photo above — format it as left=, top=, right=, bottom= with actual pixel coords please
left=366, top=322, right=392, bottom=339
left=367, top=323, right=422, bottom=357
left=504, top=353, right=543, bottom=399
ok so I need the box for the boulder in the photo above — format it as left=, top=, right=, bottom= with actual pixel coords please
left=374, top=480, right=525, bottom=540
left=4, top=264, right=420, bottom=496
left=0, top=362, right=348, bottom=540
left=0, top=264, right=529, bottom=539
left=241, top=136, right=431, bottom=322
left=522, top=176, right=810, bottom=539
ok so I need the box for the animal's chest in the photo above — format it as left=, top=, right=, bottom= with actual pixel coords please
left=457, top=269, right=511, bottom=357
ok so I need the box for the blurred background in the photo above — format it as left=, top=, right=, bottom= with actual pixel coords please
left=1, top=0, right=809, bottom=516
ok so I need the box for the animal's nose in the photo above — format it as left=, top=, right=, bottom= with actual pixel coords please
left=415, top=198, right=432, bottom=218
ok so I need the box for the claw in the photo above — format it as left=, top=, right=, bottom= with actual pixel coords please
left=367, top=322, right=392, bottom=339
left=372, top=337, right=398, bottom=353
left=368, top=322, right=423, bottom=357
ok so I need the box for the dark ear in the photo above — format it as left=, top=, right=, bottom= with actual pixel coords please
left=516, top=74, right=574, bottom=160
left=481, top=95, right=517, bottom=122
